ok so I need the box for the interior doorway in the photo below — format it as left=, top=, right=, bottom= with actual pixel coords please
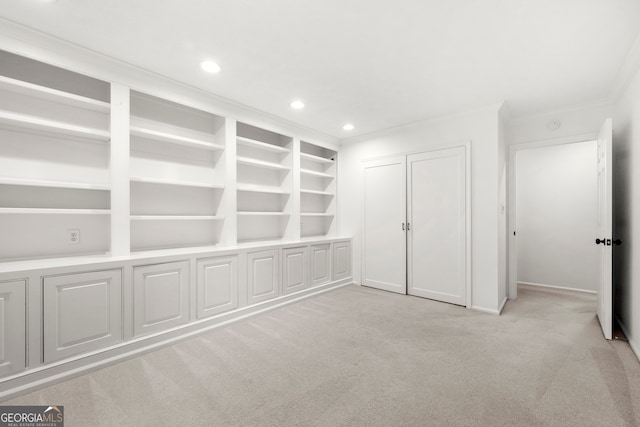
left=509, top=139, right=599, bottom=297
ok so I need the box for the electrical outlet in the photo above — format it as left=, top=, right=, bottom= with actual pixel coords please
left=67, top=229, right=80, bottom=244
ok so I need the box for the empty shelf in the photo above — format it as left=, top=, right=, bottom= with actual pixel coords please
left=0, top=110, right=110, bottom=141
left=130, top=126, right=223, bottom=151
left=237, top=136, right=290, bottom=153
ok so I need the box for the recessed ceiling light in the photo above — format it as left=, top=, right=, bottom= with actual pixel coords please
left=200, top=60, right=221, bottom=73
left=343, top=123, right=355, bottom=131
left=290, top=100, right=305, bottom=110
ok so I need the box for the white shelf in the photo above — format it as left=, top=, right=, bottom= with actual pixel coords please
left=237, top=184, right=290, bottom=195
left=0, top=75, right=110, bottom=112
left=300, top=168, right=334, bottom=179
left=237, top=156, right=290, bottom=171
left=301, top=213, right=335, bottom=217
left=0, top=110, right=110, bottom=141
left=130, top=126, right=223, bottom=151
left=237, top=211, right=291, bottom=216
left=130, top=215, right=224, bottom=221
left=237, top=136, right=289, bottom=153
left=0, top=177, right=110, bottom=191
left=301, top=189, right=334, bottom=196
left=0, top=208, right=110, bottom=215
left=130, top=176, right=224, bottom=189
left=300, top=152, right=334, bottom=164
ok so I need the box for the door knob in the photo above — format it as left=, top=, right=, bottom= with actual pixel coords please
left=613, top=239, right=622, bottom=246
left=595, top=238, right=606, bottom=245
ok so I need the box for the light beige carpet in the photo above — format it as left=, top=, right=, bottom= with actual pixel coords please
left=3, top=284, right=640, bottom=426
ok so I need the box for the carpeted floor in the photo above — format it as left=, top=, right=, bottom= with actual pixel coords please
left=3, top=284, right=640, bottom=426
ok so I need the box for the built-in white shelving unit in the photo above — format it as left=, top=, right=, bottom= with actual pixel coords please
left=300, top=141, right=337, bottom=238
left=0, top=49, right=340, bottom=260
left=129, top=91, right=226, bottom=252
left=0, top=47, right=351, bottom=397
left=236, top=123, right=293, bottom=243
left=0, top=50, right=111, bottom=261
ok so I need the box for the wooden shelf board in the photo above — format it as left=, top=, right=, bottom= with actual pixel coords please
left=301, top=189, right=334, bottom=196
left=0, top=177, right=110, bottom=191
left=300, top=168, right=334, bottom=179
left=300, top=152, right=334, bottom=164
left=0, top=208, right=110, bottom=215
left=237, top=156, right=290, bottom=171
left=130, top=176, right=224, bottom=189
left=237, top=211, right=291, bottom=216
left=301, top=213, right=335, bottom=217
left=130, top=126, right=222, bottom=151
left=237, top=184, right=290, bottom=195
left=130, top=215, right=224, bottom=221
left=237, top=136, right=290, bottom=153
left=0, top=110, right=110, bottom=141
left=0, top=75, right=110, bottom=112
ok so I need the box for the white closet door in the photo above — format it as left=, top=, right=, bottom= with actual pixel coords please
left=407, top=147, right=467, bottom=305
left=363, top=156, right=407, bottom=294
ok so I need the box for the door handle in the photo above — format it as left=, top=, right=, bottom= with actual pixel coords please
left=402, top=223, right=405, bottom=231
left=613, top=239, right=622, bottom=246
left=595, top=238, right=606, bottom=245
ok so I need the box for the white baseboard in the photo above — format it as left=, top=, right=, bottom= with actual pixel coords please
left=518, top=281, right=597, bottom=295
left=615, top=315, right=640, bottom=364
left=498, top=297, right=508, bottom=314
left=471, top=305, right=500, bottom=315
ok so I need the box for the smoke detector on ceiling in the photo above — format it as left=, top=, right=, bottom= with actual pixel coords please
left=547, top=119, right=561, bottom=131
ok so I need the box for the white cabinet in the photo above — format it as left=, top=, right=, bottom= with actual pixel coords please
left=310, top=243, right=331, bottom=287
left=0, top=280, right=25, bottom=376
left=282, top=246, right=308, bottom=295
left=133, top=261, right=190, bottom=336
left=247, top=249, right=280, bottom=304
left=333, top=241, right=352, bottom=281
left=43, top=270, right=122, bottom=363
left=197, top=256, right=238, bottom=319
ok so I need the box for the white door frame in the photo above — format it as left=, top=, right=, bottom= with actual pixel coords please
left=507, top=133, right=598, bottom=299
left=361, top=141, right=472, bottom=308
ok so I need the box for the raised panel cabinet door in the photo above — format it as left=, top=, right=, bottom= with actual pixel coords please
left=133, top=261, right=190, bottom=337
left=247, top=249, right=280, bottom=305
left=333, top=241, right=352, bottom=282
left=282, top=246, right=308, bottom=295
left=0, top=280, right=26, bottom=377
left=43, top=270, right=122, bottom=363
left=310, top=243, right=331, bottom=287
left=197, top=256, right=239, bottom=319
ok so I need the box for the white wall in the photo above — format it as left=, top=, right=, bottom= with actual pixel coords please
left=339, top=105, right=502, bottom=313
left=515, top=142, right=598, bottom=292
left=613, top=60, right=640, bottom=358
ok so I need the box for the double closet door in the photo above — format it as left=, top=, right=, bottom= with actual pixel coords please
left=363, top=146, right=468, bottom=306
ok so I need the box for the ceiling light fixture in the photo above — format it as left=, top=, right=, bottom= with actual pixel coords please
left=200, top=60, right=221, bottom=73
left=343, top=123, right=355, bottom=131
left=290, top=100, right=305, bottom=110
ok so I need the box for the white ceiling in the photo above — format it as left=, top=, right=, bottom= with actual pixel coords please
left=1, top=0, right=639, bottom=139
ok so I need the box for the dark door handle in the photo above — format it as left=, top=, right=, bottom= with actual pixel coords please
left=595, top=238, right=606, bottom=245
left=613, top=239, right=622, bottom=246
